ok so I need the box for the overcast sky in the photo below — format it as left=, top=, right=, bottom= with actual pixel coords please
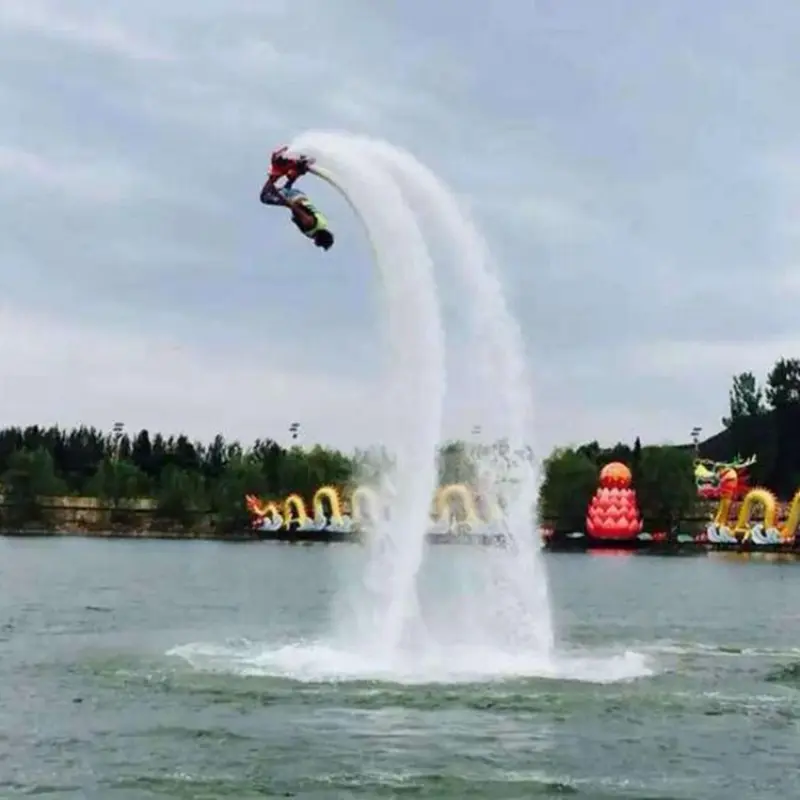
left=1, top=0, right=799, bottom=454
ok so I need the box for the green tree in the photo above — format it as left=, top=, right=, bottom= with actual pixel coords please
left=86, top=458, right=150, bottom=526
left=249, top=438, right=284, bottom=492
left=1, top=448, right=67, bottom=529
left=131, top=429, right=153, bottom=476
left=277, top=446, right=321, bottom=499
left=765, top=357, right=800, bottom=496
left=722, top=371, right=767, bottom=427
left=631, top=436, right=643, bottom=487
left=635, top=446, right=696, bottom=531
left=117, top=434, right=132, bottom=462
left=576, top=440, right=601, bottom=462
left=599, top=442, right=632, bottom=469
left=709, top=370, right=774, bottom=488
left=766, top=358, right=800, bottom=409
left=208, top=449, right=269, bottom=534
left=150, top=433, right=168, bottom=478
left=539, top=448, right=598, bottom=532
left=172, top=435, right=200, bottom=473
left=154, top=465, right=206, bottom=531
left=303, top=444, right=354, bottom=489
left=202, top=434, right=228, bottom=482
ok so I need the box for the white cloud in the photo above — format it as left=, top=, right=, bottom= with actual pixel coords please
left=0, top=307, right=383, bottom=450
left=483, top=193, right=605, bottom=248
left=0, top=0, right=170, bottom=61
left=630, top=339, right=798, bottom=382
left=776, top=266, right=800, bottom=294
left=0, top=145, right=150, bottom=203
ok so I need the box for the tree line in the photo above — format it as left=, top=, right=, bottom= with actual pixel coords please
left=0, top=426, right=356, bottom=533
left=538, top=356, right=800, bottom=532
left=0, top=356, right=797, bottom=534
left=712, top=357, right=800, bottom=496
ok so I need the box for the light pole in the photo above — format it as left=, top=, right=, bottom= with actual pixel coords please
left=471, top=425, right=482, bottom=458
left=691, top=426, right=702, bottom=455
left=112, top=421, right=124, bottom=462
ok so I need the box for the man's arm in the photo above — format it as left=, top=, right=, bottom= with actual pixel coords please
left=260, top=179, right=285, bottom=205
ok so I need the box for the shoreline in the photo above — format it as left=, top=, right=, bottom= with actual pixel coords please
left=4, top=527, right=800, bottom=555
left=0, top=527, right=506, bottom=546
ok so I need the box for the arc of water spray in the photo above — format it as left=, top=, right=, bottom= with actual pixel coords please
left=291, top=131, right=553, bottom=661
left=354, top=140, right=553, bottom=656
left=292, top=136, right=447, bottom=659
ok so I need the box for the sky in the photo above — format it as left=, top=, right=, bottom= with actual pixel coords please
left=1, top=0, right=799, bottom=455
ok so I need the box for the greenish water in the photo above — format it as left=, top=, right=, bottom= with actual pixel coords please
left=2, top=539, right=799, bottom=799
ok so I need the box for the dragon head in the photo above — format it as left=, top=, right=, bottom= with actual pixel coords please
left=694, top=455, right=755, bottom=499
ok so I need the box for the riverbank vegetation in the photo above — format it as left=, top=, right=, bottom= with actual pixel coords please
left=1, top=356, right=797, bottom=535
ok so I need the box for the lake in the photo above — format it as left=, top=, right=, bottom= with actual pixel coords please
left=2, top=539, right=798, bottom=798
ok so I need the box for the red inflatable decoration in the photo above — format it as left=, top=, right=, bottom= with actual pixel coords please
left=585, top=462, right=643, bottom=540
